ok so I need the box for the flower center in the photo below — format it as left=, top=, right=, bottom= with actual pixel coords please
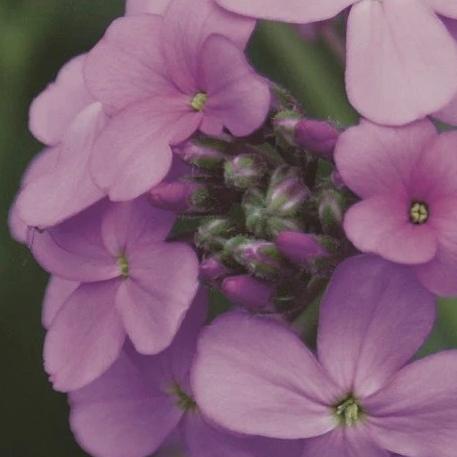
left=335, top=396, right=362, bottom=426
left=169, top=383, right=197, bottom=412
left=117, top=254, right=129, bottom=278
left=191, top=92, right=208, bottom=112
left=409, top=201, right=429, bottom=225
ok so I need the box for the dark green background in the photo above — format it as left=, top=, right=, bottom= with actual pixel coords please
left=1, top=2, right=455, bottom=456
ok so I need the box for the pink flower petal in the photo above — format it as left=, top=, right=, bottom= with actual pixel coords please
left=29, top=54, right=93, bottom=145
left=365, top=351, right=457, bottom=457
left=85, top=16, right=179, bottom=116
left=125, top=0, right=171, bottom=15
left=302, top=426, right=389, bottom=457
left=183, top=413, right=304, bottom=457
left=215, top=0, right=356, bottom=23
left=42, top=276, right=80, bottom=329
left=335, top=119, right=437, bottom=198
left=192, top=312, right=341, bottom=439
left=318, top=255, right=436, bottom=398
left=69, top=349, right=182, bottom=457
left=116, top=242, right=199, bottom=354
left=346, top=0, right=457, bottom=125
left=426, top=0, right=457, bottom=18
left=44, top=280, right=125, bottom=392
left=199, top=35, right=271, bottom=137
left=90, top=98, right=200, bottom=202
left=100, top=197, right=175, bottom=257
left=162, top=0, right=255, bottom=93
left=17, top=103, right=106, bottom=228
left=343, top=196, right=438, bottom=265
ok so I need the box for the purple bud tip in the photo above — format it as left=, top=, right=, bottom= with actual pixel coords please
left=149, top=181, right=195, bottom=212
left=276, top=231, right=328, bottom=266
left=222, top=275, right=274, bottom=312
left=200, top=257, right=230, bottom=282
left=295, top=119, right=339, bottom=159
left=173, top=140, right=225, bottom=169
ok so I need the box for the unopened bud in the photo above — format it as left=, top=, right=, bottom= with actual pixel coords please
left=318, top=189, right=345, bottom=235
left=222, top=275, right=275, bottom=312
left=267, top=166, right=309, bottom=216
left=273, top=111, right=301, bottom=146
left=174, top=140, right=225, bottom=170
left=295, top=119, right=339, bottom=160
left=195, top=218, right=235, bottom=252
left=149, top=180, right=213, bottom=213
left=232, top=240, right=284, bottom=279
left=199, top=257, right=231, bottom=282
left=224, top=153, right=267, bottom=190
left=276, top=231, right=329, bottom=266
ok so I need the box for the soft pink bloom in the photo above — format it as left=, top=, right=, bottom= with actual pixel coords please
left=216, top=0, right=457, bottom=125
left=125, top=0, right=171, bottom=15
left=335, top=118, right=457, bottom=296
left=15, top=55, right=106, bottom=229
left=85, top=0, right=270, bottom=202
left=30, top=197, right=199, bottom=392
left=192, top=255, right=457, bottom=457
left=69, top=294, right=303, bottom=457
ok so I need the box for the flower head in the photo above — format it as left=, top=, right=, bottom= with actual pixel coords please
left=192, top=255, right=457, bottom=457
left=31, top=197, right=199, bottom=391
left=336, top=119, right=457, bottom=296
left=85, top=0, right=270, bottom=201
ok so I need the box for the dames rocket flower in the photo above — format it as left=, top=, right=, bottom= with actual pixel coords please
left=336, top=119, right=457, bottom=296
left=68, top=294, right=303, bottom=457
left=85, top=0, right=270, bottom=201
left=215, top=0, right=457, bottom=126
left=30, top=197, right=199, bottom=392
left=192, top=255, right=457, bottom=457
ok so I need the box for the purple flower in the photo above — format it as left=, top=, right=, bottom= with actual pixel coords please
left=335, top=119, right=457, bottom=296
left=215, top=0, right=457, bottom=126
left=31, top=197, right=199, bottom=392
left=191, top=255, right=457, bottom=457
left=85, top=0, right=270, bottom=201
left=68, top=293, right=303, bottom=457
left=125, top=0, right=171, bottom=15
left=14, top=55, right=106, bottom=229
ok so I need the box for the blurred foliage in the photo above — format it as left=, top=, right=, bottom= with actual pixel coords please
left=0, top=2, right=455, bottom=457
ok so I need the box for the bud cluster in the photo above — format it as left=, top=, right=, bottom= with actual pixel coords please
left=149, top=87, right=354, bottom=315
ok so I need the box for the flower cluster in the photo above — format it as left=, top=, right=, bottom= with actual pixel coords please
left=9, top=0, right=457, bottom=456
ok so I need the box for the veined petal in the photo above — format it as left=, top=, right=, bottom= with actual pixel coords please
left=192, top=312, right=341, bottom=439
left=346, top=0, right=457, bottom=125
left=365, top=351, right=457, bottom=457
left=215, top=0, right=356, bottom=23
left=318, top=255, right=436, bottom=398
left=44, top=280, right=125, bottom=392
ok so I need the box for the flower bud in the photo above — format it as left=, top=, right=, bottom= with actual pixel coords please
left=266, top=166, right=309, bottom=216
left=222, top=275, right=275, bottom=312
left=295, top=119, right=339, bottom=160
left=318, top=188, right=345, bottom=235
left=273, top=111, right=301, bottom=146
left=224, top=153, right=267, bottom=190
left=232, top=240, right=284, bottom=279
left=195, top=218, right=235, bottom=252
left=174, top=140, right=225, bottom=170
left=276, top=231, right=329, bottom=266
left=199, top=257, right=231, bottom=282
left=149, top=180, right=213, bottom=213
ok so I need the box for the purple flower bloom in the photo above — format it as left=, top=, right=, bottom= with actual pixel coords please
left=335, top=119, right=457, bottom=296
left=31, top=197, right=199, bottom=392
left=85, top=0, right=270, bottom=201
left=14, top=55, right=106, bottom=229
left=191, top=255, right=457, bottom=457
left=125, top=0, right=171, bottom=15
left=215, top=0, right=457, bottom=126
left=68, top=293, right=303, bottom=457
